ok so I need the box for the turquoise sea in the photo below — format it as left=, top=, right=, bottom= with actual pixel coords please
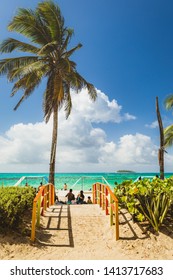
left=0, top=172, right=173, bottom=191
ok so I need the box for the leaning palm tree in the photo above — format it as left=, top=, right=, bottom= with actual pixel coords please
left=0, top=1, right=97, bottom=185
left=156, top=96, right=164, bottom=179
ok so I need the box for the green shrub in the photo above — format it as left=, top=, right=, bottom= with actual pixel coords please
left=114, top=177, right=173, bottom=231
left=0, top=186, right=36, bottom=231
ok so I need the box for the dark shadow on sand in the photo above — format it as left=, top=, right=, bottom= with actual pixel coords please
left=118, top=208, right=173, bottom=241
left=118, top=209, right=150, bottom=240
left=35, top=205, right=74, bottom=247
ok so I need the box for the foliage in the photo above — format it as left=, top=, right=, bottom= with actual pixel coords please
left=0, top=186, right=36, bottom=231
left=164, top=94, right=173, bottom=148
left=114, top=177, right=173, bottom=231
left=164, top=124, right=173, bottom=148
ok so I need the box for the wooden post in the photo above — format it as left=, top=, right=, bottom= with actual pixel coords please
left=92, top=184, right=97, bottom=204
left=96, top=183, right=100, bottom=204
left=102, top=184, right=104, bottom=210
left=43, top=187, right=47, bottom=211
left=48, top=184, right=50, bottom=207
left=51, top=184, right=55, bottom=204
left=30, top=183, right=56, bottom=242
left=31, top=201, right=37, bottom=242
left=99, top=184, right=102, bottom=207
left=41, top=190, right=44, bottom=215
left=110, top=196, right=113, bottom=226
left=105, top=187, right=109, bottom=215
left=36, top=196, right=41, bottom=227
left=114, top=201, right=119, bottom=240
left=92, top=184, right=95, bottom=203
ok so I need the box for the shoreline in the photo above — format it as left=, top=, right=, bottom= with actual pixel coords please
left=1, top=172, right=173, bottom=189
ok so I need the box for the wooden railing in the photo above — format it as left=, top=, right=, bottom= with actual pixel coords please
left=30, top=183, right=55, bottom=242
left=92, top=182, right=119, bottom=240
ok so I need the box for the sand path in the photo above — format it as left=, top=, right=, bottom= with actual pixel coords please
left=0, top=202, right=173, bottom=260
left=30, top=204, right=125, bottom=260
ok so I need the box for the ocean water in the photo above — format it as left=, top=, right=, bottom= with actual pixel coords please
left=0, top=172, right=173, bottom=191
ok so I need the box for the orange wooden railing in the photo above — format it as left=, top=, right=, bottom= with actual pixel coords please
left=31, top=183, right=55, bottom=242
left=92, top=182, right=119, bottom=240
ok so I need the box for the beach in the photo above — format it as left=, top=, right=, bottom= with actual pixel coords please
left=0, top=177, right=173, bottom=260
left=0, top=201, right=173, bottom=260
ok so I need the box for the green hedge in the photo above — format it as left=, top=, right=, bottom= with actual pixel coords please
left=114, top=177, right=173, bottom=232
left=0, top=186, right=36, bottom=231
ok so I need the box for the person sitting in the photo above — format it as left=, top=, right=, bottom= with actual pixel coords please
left=65, top=189, right=75, bottom=204
left=63, top=183, right=68, bottom=191
left=55, top=195, right=66, bottom=205
left=76, top=190, right=85, bottom=204
left=87, top=196, right=92, bottom=204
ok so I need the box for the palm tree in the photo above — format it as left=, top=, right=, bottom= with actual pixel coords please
left=156, top=96, right=164, bottom=179
left=0, top=1, right=97, bottom=185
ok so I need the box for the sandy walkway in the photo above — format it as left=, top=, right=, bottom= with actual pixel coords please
left=0, top=203, right=173, bottom=260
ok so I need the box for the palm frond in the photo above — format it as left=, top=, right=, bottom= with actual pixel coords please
left=8, top=8, right=51, bottom=46
left=86, top=82, right=97, bottom=101
left=0, top=56, right=38, bottom=75
left=164, top=124, right=173, bottom=147
left=8, top=59, right=48, bottom=82
left=164, top=94, right=173, bottom=110
left=68, top=70, right=97, bottom=101
left=43, top=74, right=55, bottom=122
left=38, top=41, right=58, bottom=55
left=64, top=43, right=82, bottom=58
left=37, top=1, right=64, bottom=41
left=13, top=75, right=42, bottom=111
left=61, top=29, right=74, bottom=53
left=11, top=70, right=43, bottom=99
left=62, top=82, right=72, bottom=119
left=0, top=38, right=40, bottom=54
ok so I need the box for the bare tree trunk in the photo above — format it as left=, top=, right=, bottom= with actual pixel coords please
left=156, top=96, right=164, bottom=179
left=49, top=107, right=58, bottom=185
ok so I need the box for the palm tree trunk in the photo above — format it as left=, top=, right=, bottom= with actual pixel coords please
left=156, top=96, right=164, bottom=179
left=49, top=107, right=58, bottom=185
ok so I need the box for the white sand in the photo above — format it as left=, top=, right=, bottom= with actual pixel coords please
left=0, top=201, right=173, bottom=260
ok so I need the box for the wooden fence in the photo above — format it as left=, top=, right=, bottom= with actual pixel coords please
left=92, top=182, right=119, bottom=240
left=30, top=183, right=55, bottom=242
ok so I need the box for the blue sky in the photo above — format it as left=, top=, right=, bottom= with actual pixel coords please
left=1, top=0, right=173, bottom=173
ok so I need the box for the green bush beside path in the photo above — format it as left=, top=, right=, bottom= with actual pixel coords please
left=0, top=186, right=36, bottom=231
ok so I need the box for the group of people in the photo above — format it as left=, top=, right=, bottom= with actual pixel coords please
left=65, top=188, right=92, bottom=205
left=38, top=181, right=92, bottom=205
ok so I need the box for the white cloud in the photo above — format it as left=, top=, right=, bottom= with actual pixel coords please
left=0, top=122, right=51, bottom=166
left=71, top=88, right=136, bottom=123
left=115, top=133, right=158, bottom=166
left=0, top=88, right=169, bottom=173
left=145, top=120, right=158, bottom=129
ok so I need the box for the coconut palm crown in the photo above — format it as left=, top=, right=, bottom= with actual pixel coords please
left=0, top=1, right=97, bottom=184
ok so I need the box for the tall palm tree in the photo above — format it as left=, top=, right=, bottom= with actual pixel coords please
left=156, top=96, right=164, bottom=179
left=0, top=1, right=97, bottom=185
